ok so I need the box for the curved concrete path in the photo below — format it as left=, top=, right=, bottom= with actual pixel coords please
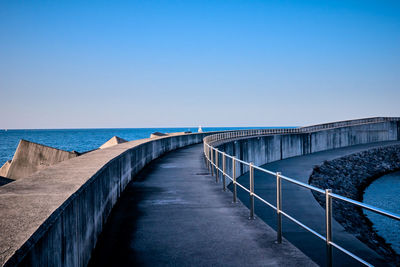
left=235, top=140, right=400, bottom=266
left=88, top=144, right=316, bottom=267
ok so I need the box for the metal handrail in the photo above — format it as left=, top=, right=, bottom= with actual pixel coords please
left=203, top=117, right=400, bottom=145
left=203, top=117, right=400, bottom=267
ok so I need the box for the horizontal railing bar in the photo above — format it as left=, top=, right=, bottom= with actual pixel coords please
left=207, top=146, right=400, bottom=220
left=236, top=182, right=251, bottom=193
left=330, top=193, right=400, bottom=220
left=253, top=165, right=276, bottom=176
left=225, top=173, right=234, bottom=182
left=204, top=118, right=400, bottom=145
left=207, top=156, right=374, bottom=267
left=280, top=210, right=326, bottom=241
left=222, top=153, right=235, bottom=160
left=253, top=193, right=277, bottom=210
left=215, top=166, right=224, bottom=174
left=330, top=242, right=373, bottom=267
left=279, top=174, right=326, bottom=194
left=232, top=157, right=251, bottom=166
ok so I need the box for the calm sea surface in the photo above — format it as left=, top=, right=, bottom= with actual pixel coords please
left=0, top=127, right=280, bottom=166
left=364, top=171, right=400, bottom=254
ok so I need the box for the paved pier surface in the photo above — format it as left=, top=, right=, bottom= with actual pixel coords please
left=89, top=144, right=316, bottom=267
left=235, top=140, right=400, bottom=266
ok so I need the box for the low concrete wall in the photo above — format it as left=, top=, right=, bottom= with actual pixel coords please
left=309, top=121, right=399, bottom=153
left=0, top=133, right=213, bottom=266
left=216, top=121, right=400, bottom=179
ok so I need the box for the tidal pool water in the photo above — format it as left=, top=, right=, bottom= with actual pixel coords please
left=363, top=171, right=400, bottom=254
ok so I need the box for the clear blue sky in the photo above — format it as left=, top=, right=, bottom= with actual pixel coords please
left=1, top=0, right=399, bottom=128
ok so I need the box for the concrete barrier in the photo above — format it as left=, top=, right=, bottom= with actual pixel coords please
left=215, top=120, right=400, bottom=179
left=99, top=136, right=127, bottom=149
left=0, top=161, right=11, bottom=178
left=5, top=140, right=79, bottom=180
left=0, top=133, right=215, bottom=266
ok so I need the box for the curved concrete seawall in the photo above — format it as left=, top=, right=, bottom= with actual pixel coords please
left=215, top=120, right=400, bottom=179
left=0, top=133, right=214, bottom=266
left=1, top=118, right=399, bottom=266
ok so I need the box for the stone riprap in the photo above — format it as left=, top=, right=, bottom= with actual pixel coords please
left=309, top=145, right=400, bottom=264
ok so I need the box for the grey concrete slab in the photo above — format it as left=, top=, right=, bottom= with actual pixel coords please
left=88, top=144, right=316, bottom=267
left=234, top=141, right=400, bottom=266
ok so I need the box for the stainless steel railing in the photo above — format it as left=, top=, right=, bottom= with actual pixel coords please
left=203, top=118, right=400, bottom=267
left=298, top=117, right=400, bottom=133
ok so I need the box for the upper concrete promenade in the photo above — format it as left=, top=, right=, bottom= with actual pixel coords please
left=88, top=144, right=316, bottom=266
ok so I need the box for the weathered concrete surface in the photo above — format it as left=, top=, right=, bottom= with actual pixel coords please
left=0, top=133, right=213, bottom=266
left=88, top=144, right=316, bottom=267
left=99, top=136, right=128, bottom=149
left=307, top=121, right=399, bottom=153
left=234, top=141, right=400, bottom=266
left=5, top=140, right=79, bottom=180
left=0, top=161, right=11, bottom=177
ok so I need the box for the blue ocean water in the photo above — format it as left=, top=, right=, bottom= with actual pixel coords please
left=363, top=171, right=400, bottom=254
left=0, top=127, right=280, bottom=166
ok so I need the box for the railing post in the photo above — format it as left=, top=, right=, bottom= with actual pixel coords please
left=210, top=148, right=214, bottom=176
left=208, top=146, right=212, bottom=171
left=276, top=172, right=282, bottom=243
left=222, top=152, right=226, bottom=191
left=206, top=146, right=210, bottom=171
left=232, top=156, right=237, bottom=203
left=249, top=163, right=254, bottom=220
left=325, top=189, right=333, bottom=267
left=215, top=149, right=219, bottom=183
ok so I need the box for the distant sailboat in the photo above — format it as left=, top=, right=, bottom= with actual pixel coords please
left=198, top=126, right=203, bottom=133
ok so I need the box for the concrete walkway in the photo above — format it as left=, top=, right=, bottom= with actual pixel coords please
left=235, top=141, right=400, bottom=266
left=88, top=144, right=316, bottom=267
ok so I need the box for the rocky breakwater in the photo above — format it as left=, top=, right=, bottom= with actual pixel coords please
left=309, top=145, right=400, bottom=265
